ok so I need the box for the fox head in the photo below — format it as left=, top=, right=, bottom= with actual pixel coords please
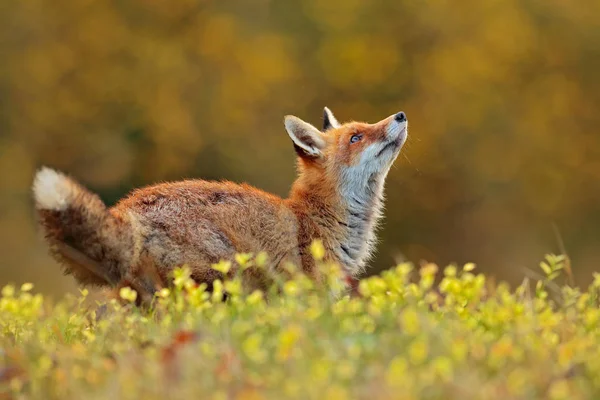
left=285, top=107, right=408, bottom=272
left=285, top=107, right=408, bottom=209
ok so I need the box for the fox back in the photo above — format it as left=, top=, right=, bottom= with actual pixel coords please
left=32, top=107, right=408, bottom=301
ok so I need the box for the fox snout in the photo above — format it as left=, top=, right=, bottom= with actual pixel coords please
left=375, top=111, right=408, bottom=158
left=387, top=111, right=408, bottom=141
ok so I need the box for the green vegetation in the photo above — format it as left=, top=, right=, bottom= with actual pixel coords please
left=2, top=245, right=600, bottom=399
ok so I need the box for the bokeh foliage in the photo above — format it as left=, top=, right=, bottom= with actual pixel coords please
left=0, top=0, right=599, bottom=296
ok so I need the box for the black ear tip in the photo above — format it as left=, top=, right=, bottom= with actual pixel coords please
left=323, top=107, right=332, bottom=131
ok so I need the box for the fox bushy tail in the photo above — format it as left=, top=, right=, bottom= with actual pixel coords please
left=32, top=167, right=133, bottom=287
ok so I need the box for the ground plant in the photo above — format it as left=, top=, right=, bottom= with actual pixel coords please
left=1, top=242, right=599, bottom=400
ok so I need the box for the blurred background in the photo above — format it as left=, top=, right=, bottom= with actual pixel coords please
left=1, top=0, right=599, bottom=298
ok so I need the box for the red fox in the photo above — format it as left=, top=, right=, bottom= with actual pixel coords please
left=32, top=108, right=408, bottom=301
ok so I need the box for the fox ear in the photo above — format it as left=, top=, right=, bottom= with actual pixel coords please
left=284, top=115, right=326, bottom=158
left=323, top=107, right=340, bottom=131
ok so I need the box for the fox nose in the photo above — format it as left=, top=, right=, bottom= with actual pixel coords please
left=394, top=112, right=407, bottom=123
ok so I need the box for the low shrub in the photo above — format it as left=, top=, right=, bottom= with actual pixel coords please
left=1, top=246, right=599, bottom=399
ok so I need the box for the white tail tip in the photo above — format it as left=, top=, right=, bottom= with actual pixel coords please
left=32, top=167, right=74, bottom=211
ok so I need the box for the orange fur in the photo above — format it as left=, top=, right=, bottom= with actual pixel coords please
left=32, top=109, right=408, bottom=300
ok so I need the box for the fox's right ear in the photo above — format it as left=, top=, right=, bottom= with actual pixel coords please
left=323, top=107, right=340, bottom=131
left=284, top=115, right=326, bottom=158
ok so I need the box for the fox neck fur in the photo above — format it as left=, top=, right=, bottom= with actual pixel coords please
left=287, top=163, right=389, bottom=278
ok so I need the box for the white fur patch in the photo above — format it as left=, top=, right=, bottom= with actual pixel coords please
left=32, top=167, right=74, bottom=211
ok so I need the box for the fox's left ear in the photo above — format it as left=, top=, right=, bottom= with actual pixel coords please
left=284, top=115, right=326, bottom=158
left=323, top=107, right=340, bottom=131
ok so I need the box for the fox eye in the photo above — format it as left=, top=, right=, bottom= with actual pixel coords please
left=350, top=134, right=362, bottom=144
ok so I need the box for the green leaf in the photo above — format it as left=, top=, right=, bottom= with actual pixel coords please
left=540, top=262, right=552, bottom=276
